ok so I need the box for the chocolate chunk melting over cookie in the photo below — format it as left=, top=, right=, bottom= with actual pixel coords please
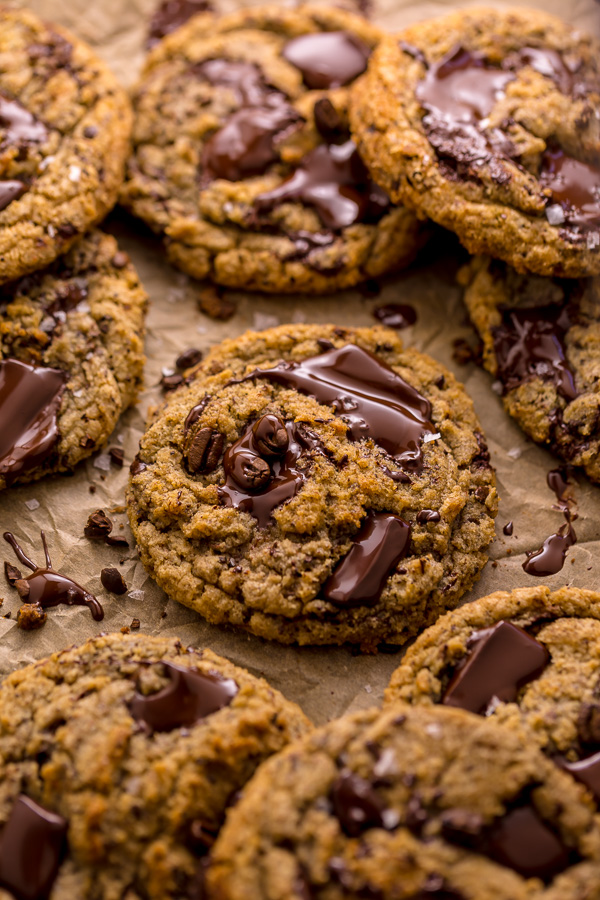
left=0, top=795, right=67, bottom=900
left=282, top=31, right=370, bottom=90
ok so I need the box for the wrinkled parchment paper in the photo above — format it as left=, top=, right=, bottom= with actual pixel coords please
left=0, top=0, right=599, bottom=725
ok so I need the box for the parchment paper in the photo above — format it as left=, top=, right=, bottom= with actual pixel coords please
left=0, top=0, right=598, bottom=726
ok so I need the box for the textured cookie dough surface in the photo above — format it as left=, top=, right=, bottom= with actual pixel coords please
left=0, top=229, right=147, bottom=488
left=386, top=587, right=600, bottom=782
left=121, top=4, right=424, bottom=293
left=350, top=7, right=600, bottom=278
left=127, top=323, right=498, bottom=648
left=459, top=256, right=600, bottom=482
left=0, top=8, right=132, bottom=283
left=0, top=632, right=311, bottom=900
left=207, top=703, right=600, bottom=900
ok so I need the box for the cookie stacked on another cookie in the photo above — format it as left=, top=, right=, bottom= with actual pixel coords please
left=0, top=632, right=311, bottom=900
left=128, top=323, right=497, bottom=647
left=121, top=4, right=425, bottom=293
left=350, top=7, right=600, bottom=278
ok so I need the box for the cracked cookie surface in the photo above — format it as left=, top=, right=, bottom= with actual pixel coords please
left=459, top=255, right=600, bottom=482
left=127, top=323, right=497, bottom=648
left=121, top=4, right=424, bottom=293
left=0, top=8, right=132, bottom=283
left=350, top=7, right=600, bottom=278
left=0, top=631, right=310, bottom=900
left=207, top=703, right=600, bottom=900
left=0, top=229, right=147, bottom=489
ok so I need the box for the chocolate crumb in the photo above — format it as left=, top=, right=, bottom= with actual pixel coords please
left=84, top=510, right=113, bottom=540
left=131, top=617, right=141, bottom=629
left=176, top=348, right=203, bottom=370
left=101, top=567, right=128, bottom=595
left=16, top=603, right=47, bottom=630
left=89, top=485, right=97, bottom=494
left=4, top=562, right=22, bottom=585
left=108, top=447, right=124, bottom=467
left=161, top=372, right=185, bottom=392
left=197, top=285, right=236, bottom=320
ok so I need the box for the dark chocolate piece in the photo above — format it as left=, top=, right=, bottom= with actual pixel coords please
left=108, top=447, right=124, bottom=467
left=0, top=95, right=48, bottom=146
left=193, top=59, right=273, bottom=108
left=324, top=512, right=411, bottom=608
left=561, top=751, right=600, bottom=802
left=4, top=531, right=104, bottom=622
left=233, top=343, right=435, bottom=470
left=147, top=0, right=212, bottom=48
left=255, top=139, right=389, bottom=230
left=577, top=702, right=600, bottom=749
left=491, top=303, right=577, bottom=401
left=184, top=396, right=212, bottom=434
left=130, top=455, right=147, bottom=476
left=100, top=567, right=128, bottom=595
left=0, top=794, right=67, bottom=900
left=485, top=802, right=572, bottom=881
left=416, top=509, right=441, bottom=524
left=0, top=359, right=67, bottom=484
left=161, top=372, right=185, bottom=392
left=176, top=348, right=203, bottom=370
left=503, top=521, right=514, bottom=536
left=442, top=621, right=550, bottom=714
left=540, top=146, right=600, bottom=230
left=372, top=304, right=417, bottom=330
left=0, top=180, right=26, bottom=212
left=84, top=509, right=129, bottom=548
left=129, top=662, right=238, bottom=732
left=313, top=98, right=345, bottom=143
left=330, top=770, right=385, bottom=837
left=282, top=31, right=370, bottom=89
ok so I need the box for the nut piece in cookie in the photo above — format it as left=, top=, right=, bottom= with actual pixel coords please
left=127, top=324, right=498, bottom=648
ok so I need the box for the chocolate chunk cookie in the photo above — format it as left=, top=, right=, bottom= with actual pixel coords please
left=386, top=586, right=600, bottom=813
left=121, top=5, right=424, bottom=293
left=0, top=632, right=310, bottom=900
left=351, top=8, right=600, bottom=278
left=0, top=229, right=147, bottom=489
left=207, top=703, right=600, bottom=900
left=458, top=255, right=600, bottom=482
left=0, top=9, right=132, bottom=284
left=127, top=323, right=497, bottom=648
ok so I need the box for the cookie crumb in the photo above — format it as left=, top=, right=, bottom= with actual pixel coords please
left=16, top=603, right=47, bottom=630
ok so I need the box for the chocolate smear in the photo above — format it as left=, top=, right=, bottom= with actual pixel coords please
left=373, top=304, right=417, bottom=330
left=233, top=343, right=436, bottom=471
left=330, top=770, right=385, bottom=837
left=282, top=31, right=370, bottom=90
left=491, top=303, right=577, bottom=401
left=324, top=512, right=411, bottom=608
left=0, top=795, right=67, bottom=900
left=540, top=146, right=600, bottom=230
left=442, top=621, right=550, bottom=714
left=4, top=531, right=104, bottom=621
left=255, top=139, right=389, bottom=230
left=147, top=0, right=212, bottom=48
left=0, top=359, right=67, bottom=484
left=129, top=662, right=237, bottom=732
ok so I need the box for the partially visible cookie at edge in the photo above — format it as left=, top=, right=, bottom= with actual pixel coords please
left=458, top=255, right=600, bottom=482
left=127, top=323, right=497, bottom=648
left=350, top=7, right=600, bottom=278
left=0, top=631, right=311, bottom=900
left=207, top=703, right=600, bottom=900
left=121, top=4, right=425, bottom=293
left=0, top=229, right=147, bottom=489
left=0, top=8, right=133, bottom=284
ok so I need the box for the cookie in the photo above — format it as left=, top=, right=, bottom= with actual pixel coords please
left=458, top=255, right=600, bottom=482
left=0, top=229, right=147, bottom=489
left=207, top=703, right=600, bottom=900
left=386, top=586, right=600, bottom=811
left=121, top=4, right=425, bottom=294
left=350, top=7, right=600, bottom=278
left=127, top=323, right=498, bottom=648
left=0, top=8, right=132, bottom=284
left=0, top=631, right=311, bottom=900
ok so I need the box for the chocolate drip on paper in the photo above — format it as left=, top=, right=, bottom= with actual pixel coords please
left=540, top=146, right=600, bottom=230
left=147, top=0, right=212, bottom=47
left=282, top=31, right=370, bottom=89
left=442, top=621, right=550, bottom=714
left=3, top=531, right=104, bottom=621
left=324, top=512, right=411, bottom=608
left=0, top=795, right=67, bottom=900
left=491, top=303, right=577, bottom=401
left=523, top=467, right=577, bottom=576
left=0, top=359, right=67, bottom=484
left=129, top=662, right=238, bottom=732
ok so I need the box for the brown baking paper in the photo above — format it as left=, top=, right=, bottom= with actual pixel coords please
left=0, top=0, right=599, bottom=726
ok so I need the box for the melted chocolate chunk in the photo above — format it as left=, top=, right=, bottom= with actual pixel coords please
left=0, top=95, right=48, bottom=147
left=372, top=304, right=417, bottom=330
left=491, top=303, right=577, bottom=401
left=522, top=521, right=577, bottom=576
left=203, top=105, right=301, bottom=181
left=147, top=0, right=212, bottom=47
left=540, top=147, right=600, bottom=230
left=218, top=417, right=320, bottom=527
left=330, top=770, right=385, bottom=837
left=561, top=751, right=600, bottom=802
left=0, top=795, right=67, bottom=900
left=45, top=278, right=88, bottom=317
left=442, top=621, right=550, bottom=714
left=193, top=59, right=273, bottom=108
left=184, top=395, right=212, bottom=434
left=100, top=567, right=128, bottom=595
left=282, top=32, right=370, bottom=90
left=416, top=509, right=440, bottom=524
left=484, top=802, right=573, bottom=881
left=4, top=531, right=104, bottom=621
left=547, top=466, right=572, bottom=512
left=255, top=140, right=389, bottom=230
left=0, top=180, right=26, bottom=212
left=130, top=455, right=147, bottom=476
left=233, top=344, right=435, bottom=470
left=324, top=512, right=411, bottom=608
left=515, top=47, right=578, bottom=95
left=129, top=662, right=238, bottom=732
left=0, top=359, right=67, bottom=484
